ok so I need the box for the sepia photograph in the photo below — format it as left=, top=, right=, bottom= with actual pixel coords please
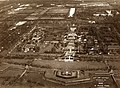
left=0, top=0, right=120, bottom=88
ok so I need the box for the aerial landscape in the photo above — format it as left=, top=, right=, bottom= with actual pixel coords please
left=0, top=0, right=120, bottom=88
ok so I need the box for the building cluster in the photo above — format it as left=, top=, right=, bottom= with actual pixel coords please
left=0, top=1, right=119, bottom=88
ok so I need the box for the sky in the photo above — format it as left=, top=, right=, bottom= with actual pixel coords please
left=0, top=0, right=119, bottom=3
